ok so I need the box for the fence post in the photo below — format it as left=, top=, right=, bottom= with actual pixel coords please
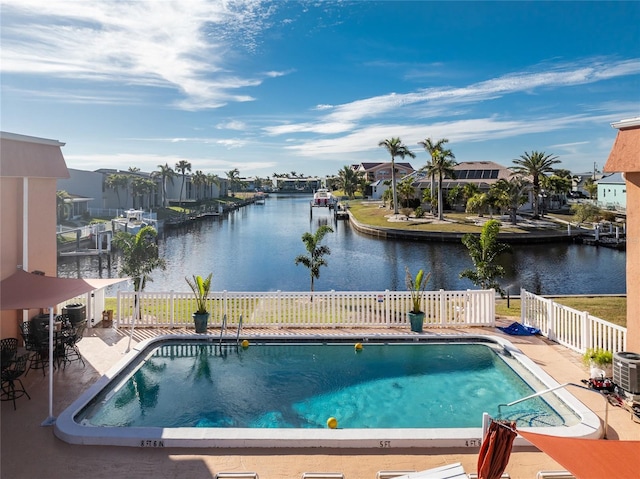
left=276, top=290, right=281, bottom=329
left=385, top=289, right=390, bottom=328
left=169, top=291, right=175, bottom=328
left=489, top=289, right=495, bottom=326
left=547, top=296, right=555, bottom=341
left=520, top=289, right=527, bottom=325
left=439, top=289, right=446, bottom=326
left=581, top=311, right=590, bottom=352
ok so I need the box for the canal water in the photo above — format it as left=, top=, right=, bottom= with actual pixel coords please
left=58, top=195, right=626, bottom=295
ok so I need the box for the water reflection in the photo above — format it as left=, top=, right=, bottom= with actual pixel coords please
left=58, top=195, right=626, bottom=295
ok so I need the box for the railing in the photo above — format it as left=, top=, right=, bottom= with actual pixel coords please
left=114, top=289, right=496, bottom=330
left=521, top=289, right=626, bottom=354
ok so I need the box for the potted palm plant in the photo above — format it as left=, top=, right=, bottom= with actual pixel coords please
left=405, top=266, right=431, bottom=332
left=186, top=273, right=213, bottom=333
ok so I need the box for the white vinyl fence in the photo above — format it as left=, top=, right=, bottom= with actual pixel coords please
left=114, top=289, right=496, bottom=330
left=521, top=289, right=626, bottom=354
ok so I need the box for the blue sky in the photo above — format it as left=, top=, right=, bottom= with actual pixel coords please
left=1, top=1, right=639, bottom=179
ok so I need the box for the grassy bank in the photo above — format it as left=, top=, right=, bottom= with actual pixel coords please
left=348, top=201, right=566, bottom=234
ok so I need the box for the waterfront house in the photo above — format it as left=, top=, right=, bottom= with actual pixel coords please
left=597, top=172, right=626, bottom=211
left=604, top=117, right=640, bottom=351
left=0, top=132, right=69, bottom=340
left=352, top=161, right=415, bottom=184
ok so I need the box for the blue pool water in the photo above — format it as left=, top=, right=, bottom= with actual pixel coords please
left=77, top=339, right=568, bottom=429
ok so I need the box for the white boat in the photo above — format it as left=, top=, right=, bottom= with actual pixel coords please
left=312, top=188, right=336, bottom=207
left=112, top=209, right=155, bottom=234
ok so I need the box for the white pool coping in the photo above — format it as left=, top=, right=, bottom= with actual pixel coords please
left=54, top=334, right=602, bottom=448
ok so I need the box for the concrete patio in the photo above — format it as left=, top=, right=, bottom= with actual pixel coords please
left=1, top=323, right=638, bottom=479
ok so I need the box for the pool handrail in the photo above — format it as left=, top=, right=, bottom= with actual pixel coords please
left=219, top=313, right=227, bottom=346
left=497, top=382, right=610, bottom=439
left=236, top=314, right=243, bottom=347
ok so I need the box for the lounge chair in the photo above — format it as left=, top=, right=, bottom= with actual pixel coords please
left=391, top=463, right=467, bottom=479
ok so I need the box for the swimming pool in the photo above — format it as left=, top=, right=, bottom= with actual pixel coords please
left=55, top=334, right=601, bottom=448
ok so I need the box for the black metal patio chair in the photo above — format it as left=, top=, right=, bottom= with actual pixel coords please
left=1, top=338, right=18, bottom=371
left=1, top=354, right=31, bottom=410
left=19, top=321, right=48, bottom=375
left=63, top=320, right=87, bottom=367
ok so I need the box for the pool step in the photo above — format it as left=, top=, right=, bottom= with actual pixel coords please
left=301, top=474, right=345, bottom=479
left=377, top=471, right=416, bottom=479
left=215, top=473, right=259, bottom=479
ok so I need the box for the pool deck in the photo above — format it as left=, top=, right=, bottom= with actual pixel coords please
left=2, top=321, right=638, bottom=479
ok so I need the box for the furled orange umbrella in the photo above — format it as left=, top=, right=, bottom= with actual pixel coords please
left=519, top=430, right=640, bottom=479
left=477, top=420, right=517, bottom=479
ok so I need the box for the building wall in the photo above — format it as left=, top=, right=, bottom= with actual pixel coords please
left=626, top=172, right=639, bottom=351
left=0, top=177, right=59, bottom=339
left=57, top=168, right=104, bottom=209
left=1, top=133, right=67, bottom=340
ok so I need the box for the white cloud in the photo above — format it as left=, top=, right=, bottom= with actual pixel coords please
left=284, top=112, right=627, bottom=159
left=0, top=0, right=276, bottom=110
left=216, top=120, right=248, bottom=131
left=270, top=59, right=640, bottom=136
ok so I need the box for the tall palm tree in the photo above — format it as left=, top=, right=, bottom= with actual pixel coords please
left=175, top=160, right=192, bottom=207
left=206, top=173, right=221, bottom=199
left=105, top=173, right=129, bottom=209
left=294, top=225, right=334, bottom=300
left=226, top=168, right=241, bottom=195
left=152, top=163, right=175, bottom=208
left=512, top=151, right=560, bottom=218
left=419, top=137, right=456, bottom=221
left=192, top=170, right=207, bottom=200
left=378, top=137, right=416, bottom=215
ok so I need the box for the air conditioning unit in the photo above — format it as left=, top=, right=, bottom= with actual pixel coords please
left=613, top=351, right=640, bottom=394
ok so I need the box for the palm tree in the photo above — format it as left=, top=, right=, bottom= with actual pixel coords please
left=512, top=151, right=560, bottom=218
left=460, top=219, right=510, bottom=296
left=491, top=176, right=530, bottom=225
left=175, top=160, right=192, bottom=207
left=105, top=173, right=129, bottom=209
left=397, top=177, right=416, bottom=208
left=336, top=165, right=363, bottom=199
left=584, top=178, right=598, bottom=199
left=56, top=190, right=71, bottom=222
left=152, top=163, right=175, bottom=208
left=113, top=225, right=166, bottom=289
left=419, top=138, right=456, bottom=221
left=378, top=137, right=416, bottom=215
left=226, top=168, right=241, bottom=196
left=466, top=192, right=490, bottom=217
left=206, top=173, right=221, bottom=199
left=192, top=170, right=207, bottom=200
left=113, top=225, right=166, bottom=352
left=294, top=225, right=334, bottom=300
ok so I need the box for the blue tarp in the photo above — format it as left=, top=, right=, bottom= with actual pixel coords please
left=497, top=322, right=541, bottom=336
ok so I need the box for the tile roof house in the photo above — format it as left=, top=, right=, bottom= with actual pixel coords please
left=353, top=162, right=415, bottom=183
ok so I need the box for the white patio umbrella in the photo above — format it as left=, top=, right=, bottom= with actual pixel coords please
left=0, top=269, right=128, bottom=424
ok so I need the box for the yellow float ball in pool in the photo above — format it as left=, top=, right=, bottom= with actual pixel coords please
left=327, top=417, right=338, bottom=429
left=241, top=339, right=250, bottom=348
left=354, top=343, right=363, bottom=351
